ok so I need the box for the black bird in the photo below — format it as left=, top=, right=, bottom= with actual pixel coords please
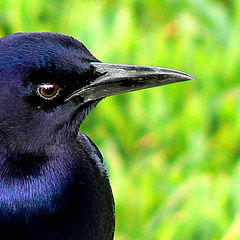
left=0, top=32, right=195, bottom=239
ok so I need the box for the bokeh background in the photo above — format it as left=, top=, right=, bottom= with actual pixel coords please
left=1, top=0, right=240, bottom=239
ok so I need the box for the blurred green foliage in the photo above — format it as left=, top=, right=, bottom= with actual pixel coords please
left=1, top=0, right=240, bottom=239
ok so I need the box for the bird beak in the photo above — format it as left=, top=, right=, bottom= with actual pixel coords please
left=65, top=62, right=196, bottom=104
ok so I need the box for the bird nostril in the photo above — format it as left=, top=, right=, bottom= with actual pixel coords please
left=73, top=95, right=85, bottom=104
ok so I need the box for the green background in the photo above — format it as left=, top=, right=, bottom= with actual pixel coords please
left=1, top=0, right=240, bottom=239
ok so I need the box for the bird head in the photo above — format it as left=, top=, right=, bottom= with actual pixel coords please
left=0, top=32, right=195, bottom=153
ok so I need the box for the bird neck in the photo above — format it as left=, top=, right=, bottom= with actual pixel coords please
left=0, top=135, right=115, bottom=239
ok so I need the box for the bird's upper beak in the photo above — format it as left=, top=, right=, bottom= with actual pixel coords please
left=65, top=62, right=195, bottom=104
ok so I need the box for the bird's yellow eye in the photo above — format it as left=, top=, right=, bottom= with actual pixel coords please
left=37, top=83, right=60, bottom=100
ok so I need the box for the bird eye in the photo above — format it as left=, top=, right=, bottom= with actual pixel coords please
left=37, top=83, right=60, bottom=100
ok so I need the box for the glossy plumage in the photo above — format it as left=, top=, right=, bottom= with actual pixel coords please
left=0, top=33, right=194, bottom=239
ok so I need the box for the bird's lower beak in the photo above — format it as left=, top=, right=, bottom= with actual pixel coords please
left=65, top=62, right=195, bottom=104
